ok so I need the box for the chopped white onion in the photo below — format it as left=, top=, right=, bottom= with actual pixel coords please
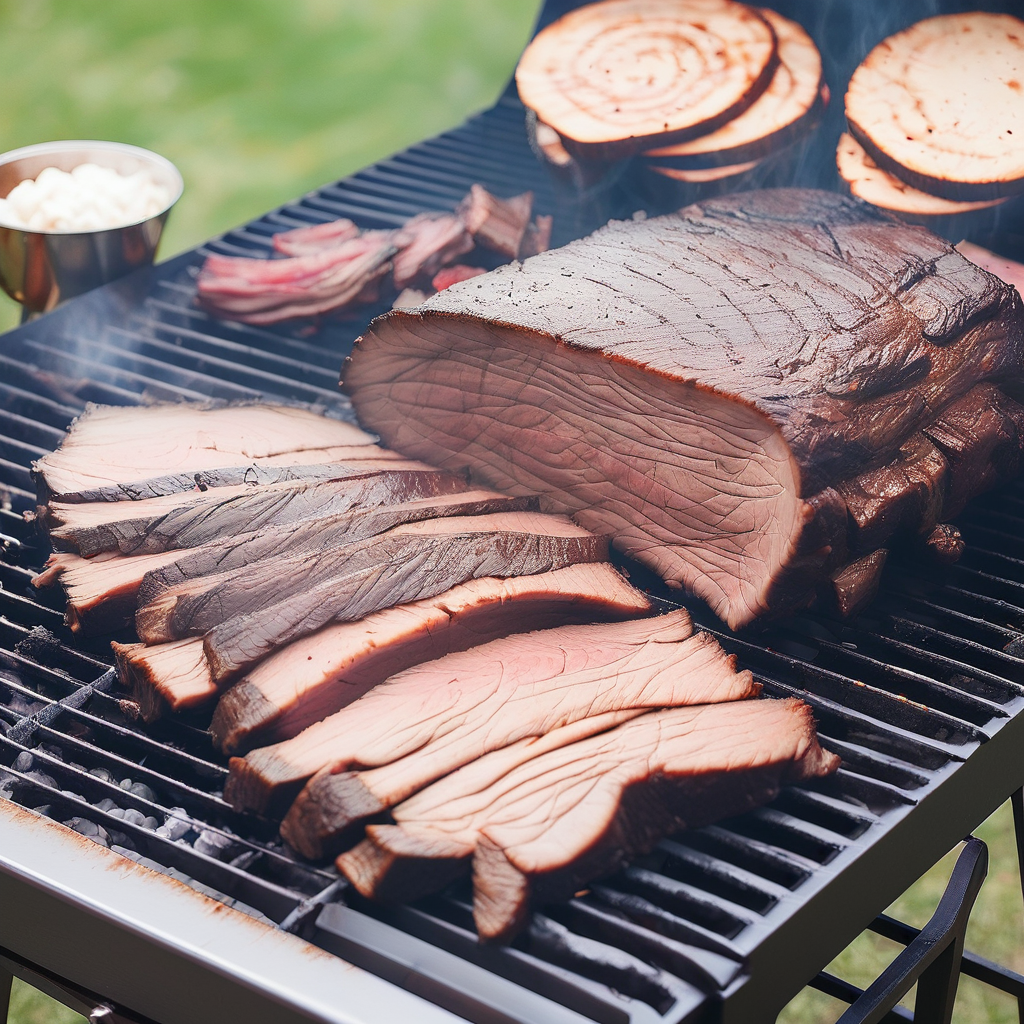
left=0, top=162, right=172, bottom=232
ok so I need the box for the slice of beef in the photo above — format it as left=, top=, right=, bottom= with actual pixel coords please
left=36, top=548, right=183, bottom=635
left=338, top=710, right=645, bottom=903
left=392, top=213, right=474, bottom=289
left=112, top=639, right=213, bottom=721
left=137, top=510, right=600, bottom=644
left=272, top=218, right=359, bottom=256
left=470, top=699, right=838, bottom=942
left=228, top=609, right=731, bottom=817
left=343, top=189, right=1024, bottom=628
left=457, top=186, right=534, bottom=258
left=519, top=215, right=553, bottom=259
left=52, top=464, right=466, bottom=557
left=138, top=490, right=532, bottom=600
left=280, top=615, right=758, bottom=859
left=34, top=402, right=377, bottom=503
left=211, top=563, right=653, bottom=754
left=161, top=514, right=607, bottom=675
left=42, top=448, right=408, bottom=506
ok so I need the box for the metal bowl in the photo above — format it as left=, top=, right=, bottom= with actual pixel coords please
left=0, top=140, right=183, bottom=317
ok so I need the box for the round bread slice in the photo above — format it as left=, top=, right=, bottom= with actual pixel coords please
left=845, top=12, right=1024, bottom=200
left=650, top=159, right=759, bottom=182
left=645, top=8, right=823, bottom=169
left=516, top=0, right=779, bottom=160
left=837, top=133, right=1006, bottom=216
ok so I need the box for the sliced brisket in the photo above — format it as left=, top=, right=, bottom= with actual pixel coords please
left=343, top=189, right=1024, bottom=628
left=34, top=402, right=377, bottom=502
left=280, top=616, right=756, bottom=858
left=469, top=699, right=837, bottom=941
left=112, top=638, right=213, bottom=721
left=51, top=464, right=466, bottom=557
left=201, top=512, right=606, bottom=684
left=137, top=490, right=531, bottom=599
left=211, top=564, right=653, bottom=754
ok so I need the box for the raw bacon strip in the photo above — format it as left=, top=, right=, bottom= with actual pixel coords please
left=279, top=614, right=758, bottom=858
left=645, top=10, right=823, bottom=169
left=272, top=218, right=359, bottom=256
left=226, top=610, right=737, bottom=818
left=391, top=213, right=474, bottom=289
left=457, top=186, right=533, bottom=259
left=516, top=0, right=779, bottom=160
left=469, top=699, right=838, bottom=941
left=845, top=12, right=1024, bottom=201
left=210, top=564, right=653, bottom=754
left=198, top=238, right=396, bottom=325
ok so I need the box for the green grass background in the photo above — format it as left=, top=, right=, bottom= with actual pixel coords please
left=0, top=3, right=1020, bottom=1022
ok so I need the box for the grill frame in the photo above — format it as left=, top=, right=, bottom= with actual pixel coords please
left=2, top=2, right=1024, bottom=1020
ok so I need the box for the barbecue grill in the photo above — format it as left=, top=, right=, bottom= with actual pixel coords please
left=3, top=1, right=1024, bottom=1021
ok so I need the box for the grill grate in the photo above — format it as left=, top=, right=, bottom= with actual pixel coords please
left=1, top=87, right=1024, bottom=1023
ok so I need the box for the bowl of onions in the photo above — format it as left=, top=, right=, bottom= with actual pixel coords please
left=0, top=140, right=183, bottom=318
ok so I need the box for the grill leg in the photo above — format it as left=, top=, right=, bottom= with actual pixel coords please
left=1014, top=788, right=1024, bottom=1024
left=0, top=964, right=11, bottom=1024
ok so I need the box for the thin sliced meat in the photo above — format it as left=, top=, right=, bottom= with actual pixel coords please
left=40, top=548, right=183, bottom=635
left=210, top=563, right=652, bottom=754
left=44, top=446, right=408, bottom=508
left=138, top=511, right=605, bottom=645
left=837, top=133, right=1005, bottom=217
left=279, top=614, right=757, bottom=858
left=272, top=218, right=359, bottom=256
left=343, top=189, right=1024, bottom=629
left=645, top=9, right=823, bottom=169
left=226, top=609, right=724, bottom=817
left=112, top=639, right=214, bottom=721
left=34, top=402, right=376, bottom=503
left=53, top=464, right=466, bottom=558
left=198, top=237, right=396, bottom=325
left=845, top=12, right=1024, bottom=201
left=516, top=0, right=779, bottom=160
left=470, top=699, right=837, bottom=941
left=392, top=213, right=474, bottom=289
left=338, top=711, right=646, bottom=903
left=139, top=491, right=531, bottom=599
left=457, top=186, right=533, bottom=259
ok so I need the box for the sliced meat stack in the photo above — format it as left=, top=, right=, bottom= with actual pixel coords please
left=339, top=697, right=837, bottom=941
left=30, top=402, right=640, bottom=726
left=196, top=184, right=553, bottom=326
left=31, top=399, right=840, bottom=942
left=227, top=609, right=754, bottom=823
left=344, top=188, right=1024, bottom=629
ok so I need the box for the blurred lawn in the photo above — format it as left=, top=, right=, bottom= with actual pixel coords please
left=0, top=0, right=539, bottom=331
left=0, top=3, right=1020, bottom=1023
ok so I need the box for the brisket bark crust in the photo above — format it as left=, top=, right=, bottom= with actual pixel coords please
left=343, top=189, right=1024, bottom=628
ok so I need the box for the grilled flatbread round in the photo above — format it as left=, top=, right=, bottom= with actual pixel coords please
left=650, top=159, right=759, bottom=182
left=516, top=0, right=779, bottom=160
left=845, top=12, right=1024, bottom=200
left=645, top=9, right=823, bottom=168
left=837, top=133, right=1006, bottom=216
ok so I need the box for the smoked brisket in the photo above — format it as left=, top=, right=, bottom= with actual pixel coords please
left=211, top=564, right=653, bottom=754
left=343, top=189, right=1024, bottom=628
